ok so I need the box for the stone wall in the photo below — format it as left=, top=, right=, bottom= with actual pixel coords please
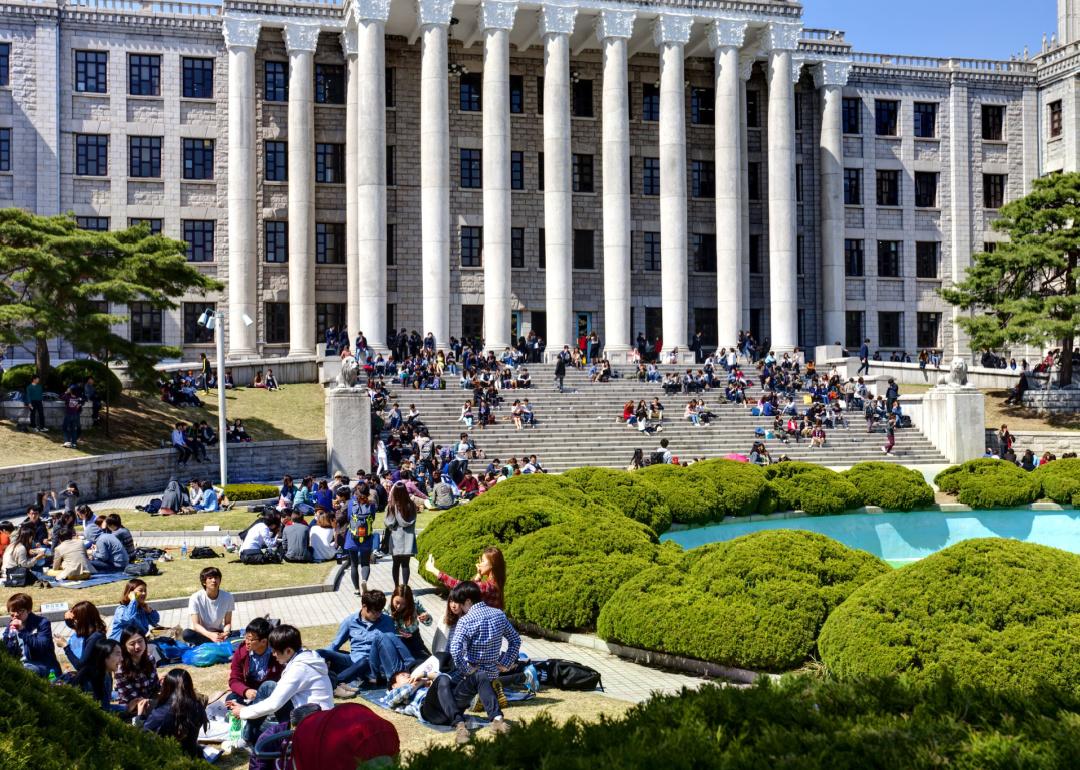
left=987, top=429, right=1080, bottom=456
left=1021, top=388, right=1080, bottom=414
left=156, top=355, right=320, bottom=387
left=821, top=355, right=1025, bottom=390
left=0, top=439, right=326, bottom=518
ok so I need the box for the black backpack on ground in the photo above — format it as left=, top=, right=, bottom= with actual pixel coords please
left=533, top=659, right=603, bottom=691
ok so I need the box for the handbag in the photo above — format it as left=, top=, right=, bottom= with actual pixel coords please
left=3, top=567, right=33, bottom=588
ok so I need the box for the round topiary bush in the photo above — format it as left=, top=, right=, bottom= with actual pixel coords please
left=52, top=360, right=123, bottom=401
left=1031, top=458, right=1080, bottom=505
left=819, top=538, right=1080, bottom=697
left=563, top=466, right=672, bottom=534
left=596, top=530, right=888, bottom=671
left=761, top=462, right=863, bottom=516
left=933, top=459, right=1040, bottom=508
left=841, top=462, right=935, bottom=511
left=1, top=363, right=38, bottom=396
left=685, top=459, right=767, bottom=518
left=223, top=483, right=280, bottom=501
left=504, top=515, right=664, bottom=631
left=634, top=464, right=723, bottom=525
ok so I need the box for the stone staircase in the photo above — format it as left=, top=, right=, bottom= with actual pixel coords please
left=378, top=364, right=947, bottom=472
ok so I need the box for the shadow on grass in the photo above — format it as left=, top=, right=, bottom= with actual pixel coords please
left=986, top=390, right=1080, bottom=431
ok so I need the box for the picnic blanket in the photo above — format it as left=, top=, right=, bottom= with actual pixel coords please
left=45, top=572, right=130, bottom=590
left=357, top=687, right=494, bottom=733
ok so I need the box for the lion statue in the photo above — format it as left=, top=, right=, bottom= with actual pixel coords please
left=948, top=357, right=969, bottom=387
left=337, top=357, right=361, bottom=389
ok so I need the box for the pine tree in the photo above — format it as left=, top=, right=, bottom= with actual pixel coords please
left=0, top=209, right=222, bottom=388
left=941, top=171, right=1080, bottom=387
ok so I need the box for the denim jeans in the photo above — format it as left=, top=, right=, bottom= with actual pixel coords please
left=227, top=680, right=286, bottom=743
left=62, top=413, right=80, bottom=445
left=318, top=632, right=414, bottom=686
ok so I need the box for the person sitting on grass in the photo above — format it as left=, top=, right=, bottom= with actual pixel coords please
left=308, top=511, right=337, bottom=563
left=74, top=637, right=125, bottom=712
left=193, top=480, right=220, bottom=512
left=283, top=511, right=312, bottom=563
left=46, top=526, right=94, bottom=582
left=184, top=567, right=234, bottom=646
left=109, top=578, right=161, bottom=640
left=3, top=592, right=61, bottom=677
left=116, top=628, right=160, bottom=718
left=87, top=525, right=129, bottom=573
left=104, top=513, right=136, bottom=557
left=55, top=600, right=107, bottom=676
left=390, top=584, right=432, bottom=661
left=317, top=590, right=416, bottom=698
left=226, top=618, right=286, bottom=743
left=1, top=525, right=46, bottom=582
left=143, top=668, right=208, bottom=758
left=239, top=511, right=283, bottom=565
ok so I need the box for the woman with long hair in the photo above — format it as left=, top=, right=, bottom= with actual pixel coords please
left=344, top=485, right=377, bottom=595
left=116, top=628, right=160, bottom=716
left=74, top=637, right=124, bottom=711
left=389, top=584, right=432, bottom=660
left=1, top=525, right=45, bottom=580
left=426, top=545, right=506, bottom=611
left=627, top=448, right=644, bottom=471
left=109, top=578, right=161, bottom=640
left=383, top=482, right=418, bottom=588
left=143, top=668, right=208, bottom=757
left=55, top=600, right=107, bottom=674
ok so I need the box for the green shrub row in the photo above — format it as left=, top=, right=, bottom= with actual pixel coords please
left=1031, top=457, right=1080, bottom=505
left=841, top=462, right=936, bottom=511
left=1, top=360, right=123, bottom=401
left=223, top=483, right=280, bottom=501
left=402, top=674, right=1080, bottom=770
left=934, top=458, right=1041, bottom=507
left=761, top=461, right=863, bottom=516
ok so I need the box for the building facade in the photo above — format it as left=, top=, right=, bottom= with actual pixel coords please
left=1, top=0, right=1077, bottom=361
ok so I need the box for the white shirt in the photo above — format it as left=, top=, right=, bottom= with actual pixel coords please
left=187, top=589, right=235, bottom=632
left=238, top=649, right=334, bottom=721
left=241, top=522, right=277, bottom=552
left=309, top=526, right=336, bottom=562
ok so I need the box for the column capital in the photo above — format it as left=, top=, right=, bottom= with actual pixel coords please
left=653, top=13, right=693, bottom=48
left=812, top=59, right=852, bottom=89
left=539, top=2, right=577, bottom=38
left=595, top=8, right=636, bottom=42
left=353, top=0, right=391, bottom=23
left=416, top=0, right=454, bottom=27
left=765, top=21, right=802, bottom=52
left=738, top=53, right=756, bottom=81
left=284, top=22, right=321, bottom=54
left=340, top=26, right=358, bottom=57
left=791, top=54, right=806, bottom=84
left=222, top=18, right=261, bottom=50
left=479, top=0, right=518, bottom=31
left=707, top=18, right=748, bottom=51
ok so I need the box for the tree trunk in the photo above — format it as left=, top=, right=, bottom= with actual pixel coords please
left=1062, top=333, right=1074, bottom=388
left=34, top=336, right=51, bottom=379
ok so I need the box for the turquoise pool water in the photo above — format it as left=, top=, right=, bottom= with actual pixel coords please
left=661, top=509, right=1080, bottom=565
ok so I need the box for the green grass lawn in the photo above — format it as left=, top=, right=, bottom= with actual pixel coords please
left=111, top=508, right=441, bottom=535
left=0, top=382, right=326, bottom=468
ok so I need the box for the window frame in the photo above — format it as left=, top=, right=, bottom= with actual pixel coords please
left=183, top=219, right=215, bottom=263
left=691, top=232, right=717, bottom=273
left=128, top=53, right=161, bottom=97
left=128, top=135, right=162, bottom=179
left=642, top=157, right=660, bottom=197
left=0, top=42, right=9, bottom=88
left=875, top=99, right=899, bottom=137
left=510, top=150, right=524, bottom=191
left=183, top=302, right=216, bottom=344
left=572, top=228, right=595, bottom=270
left=878, top=311, right=903, bottom=349
left=460, top=225, right=483, bottom=267
left=643, top=231, right=661, bottom=272
left=264, top=220, right=288, bottom=263
left=876, top=240, right=902, bottom=278
left=74, top=50, right=108, bottom=94
left=509, top=74, right=524, bottom=114
left=1049, top=100, right=1063, bottom=138
left=315, top=222, right=345, bottom=265
left=642, top=83, right=660, bottom=122
left=842, top=97, right=861, bottom=134
left=314, top=142, right=345, bottom=184
left=691, top=86, right=715, bottom=126
left=182, top=138, right=214, bottom=180
left=460, top=148, right=482, bottom=189
left=264, top=61, right=288, bottom=102
left=129, top=301, right=163, bottom=344
left=876, top=168, right=900, bottom=207
left=843, top=168, right=862, bottom=205
left=691, top=160, right=715, bottom=199
left=984, top=173, right=1006, bottom=209
left=75, top=134, right=109, bottom=177
left=913, top=102, right=938, bottom=139
left=844, top=238, right=865, bottom=277
left=182, top=57, right=214, bottom=99
left=314, top=63, right=345, bottom=105
left=459, top=73, right=482, bottom=112
left=0, top=127, right=10, bottom=172
left=571, top=79, right=594, bottom=118
left=572, top=153, right=594, bottom=193
left=264, top=140, right=287, bottom=182
left=511, top=226, right=525, bottom=268
left=981, top=104, right=1005, bottom=141
left=914, top=171, right=938, bottom=208
left=915, top=241, right=940, bottom=279
left=265, top=302, right=289, bottom=345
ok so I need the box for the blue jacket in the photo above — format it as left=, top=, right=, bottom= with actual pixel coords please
left=109, top=602, right=161, bottom=641
left=65, top=630, right=104, bottom=671
left=2, top=613, right=61, bottom=673
left=326, top=612, right=395, bottom=663
left=91, top=533, right=129, bottom=571
left=859, top=343, right=869, bottom=360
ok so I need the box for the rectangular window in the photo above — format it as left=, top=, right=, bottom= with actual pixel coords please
left=1049, top=100, right=1063, bottom=138
left=878, top=311, right=903, bottom=349
left=845, top=311, right=864, bottom=349
left=183, top=303, right=215, bottom=344
left=749, top=234, right=762, bottom=274
left=316, top=303, right=346, bottom=344
left=128, top=135, right=161, bottom=178
left=128, top=217, right=162, bottom=234
left=460, top=148, right=482, bottom=189
left=265, top=61, right=287, bottom=102
left=571, top=79, right=593, bottom=118
left=842, top=97, right=861, bottom=134
left=315, top=64, right=345, bottom=104
left=691, top=87, right=715, bottom=125
left=692, top=160, right=715, bottom=199
left=984, top=173, right=1006, bottom=209
left=315, top=222, right=345, bottom=264
left=748, top=161, right=761, bottom=201
left=796, top=234, right=805, bottom=275
left=182, top=57, right=214, bottom=99
left=386, top=145, right=396, bottom=186
left=913, top=102, right=937, bottom=138
left=183, top=138, right=214, bottom=180
left=573, top=229, right=594, bottom=270
left=265, top=140, right=287, bottom=182
left=794, top=92, right=803, bottom=132
left=984, top=241, right=998, bottom=254
left=0, top=42, right=9, bottom=87
left=875, top=99, right=899, bottom=136
left=75, top=134, right=108, bottom=176
left=844, top=238, right=864, bottom=276
left=796, top=164, right=804, bottom=203
left=748, top=308, right=762, bottom=342
left=183, top=219, right=215, bottom=262
left=509, top=74, right=524, bottom=114
left=538, top=151, right=544, bottom=191
left=315, top=143, right=344, bottom=183
left=265, top=302, right=289, bottom=344
left=642, top=83, right=660, bottom=122
left=461, top=226, right=483, bottom=267
left=642, top=157, right=660, bottom=196
left=460, top=73, right=482, bottom=111
left=573, top=153, right=594, bottom=193
left=538, top=228, right=545, bottom=268
left=746, top=90, right=760, bottom=128
left=75, top=51, right=108, bottom=93
left=844, top=168, right=862, bottom=205
left=385, top=67, right=395, bottom=108
left=129, top=301, right=163, bottom=344
left=510, top=150, right=524, bottom=191
left=877, top=240, right=902, bottom=277
left=981, top=104, right=1005, bottom=141
left=461, top=304, right=483, bottom=340
left=0, top=128, right=10, bottom=172
left=536, top=76, right=544, bottom=114
left=914, top=171, right=938, bottom=208
left=511, top=227, right=525, bottom=268
left=916, top=241, right=940, bottom=278
left=876, top=169, right=900, bottom=206
left=76, top=216, right=109, bottom=231
left=265, top=221, right=288, bottom=263
left=128, top=54, right=161, bottom=96
left=644, top=231, right=661, bottom=272
left=917, top=312, right=941, bottom=349
left=387, top=223, right=396, bottom=265
left=692, top=233, right=717, bottom=273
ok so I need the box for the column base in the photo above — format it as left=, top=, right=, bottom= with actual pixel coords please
left=602, top=346, right=635, bottom=365
left=288, top=348, right=318, bottom=358
left=226, top=348, right=259, bottom=361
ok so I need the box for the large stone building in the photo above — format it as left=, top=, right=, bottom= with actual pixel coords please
left=1, top=0, right=1077, bottom=361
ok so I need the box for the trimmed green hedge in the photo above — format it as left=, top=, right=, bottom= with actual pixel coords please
left=223, top=483, right=280, bottom=501
left=634, top=464, right=722, bottom=525
left=934, top=458, right=1041, bottom=508
left=819, top=538, right=1080, bottom=698
left=0, top=653, right=204, bottom=769
left=403, top=674, right=1080, bottom=770
left=1032, top=458, right=1080, bottom=505
left=682, top=459, right=767, bottom=518
left=841, top=462, right=935, bottom=511
left=761, top=462, right=863, bottom=516
left=0, top=360, right=122, bottom=401
left=597, top=530, right=888, bottom=671
left=563, top=467, right=672, bottom=534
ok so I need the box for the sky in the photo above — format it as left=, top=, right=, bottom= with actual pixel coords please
left=802, top=0, right=1057, bottom=60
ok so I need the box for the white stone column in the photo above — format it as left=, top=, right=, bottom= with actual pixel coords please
left=598, top=9, right=636, bottom=359
left=540, top=2, right=577, bottom=356
left=284, top=23, right=319, bottom=356
left=655, top=14, right=693, bottom=355
left=223, top=19, right=260, bottom=357
left=355, top=0, right=392, bottom=352
left=418, top=0, right=454, bottom=349
left=709, top=19, right=748, bottom=353
left=342, top=28, right=361, bottom=343
left=766, top=23, right=801, bottom=352
left=815, top=61, right=852, bottom=347
left=480, top=0, right=518, bottom=352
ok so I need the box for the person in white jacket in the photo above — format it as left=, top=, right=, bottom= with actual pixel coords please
left=227, top=624, right=334, bottom=728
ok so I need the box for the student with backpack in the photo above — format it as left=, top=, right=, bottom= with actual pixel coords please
left=344, top=485, right=377, bottom=596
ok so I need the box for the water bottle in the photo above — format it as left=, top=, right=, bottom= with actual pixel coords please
left=47, top=670, right=57, bottom=684
left=228, top=714, right=243, bottom=745
left=181, top=541, right=188, bottom=559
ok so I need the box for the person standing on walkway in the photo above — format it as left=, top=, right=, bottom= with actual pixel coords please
left=858, top=338, right=871, bottom=376
left=25, top=375, right=46, bottom=432
left=344, top=485, right=377, bottom=596
left=200, top=353, right=212, bottom=394
left=384, top=483, right=417, bottom=588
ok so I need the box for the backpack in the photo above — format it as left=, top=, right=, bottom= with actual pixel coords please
left=648, top=451, right=666, bottom=466
left=190, top=546, right=220, bottom=559
left=124, top=561, right=159, bottom=577
left=135, top=498, right=162, bottom=514
left=533, top=659, right=603, bottom=691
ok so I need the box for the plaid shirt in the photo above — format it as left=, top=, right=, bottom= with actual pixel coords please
left=116, top=658, right=160, bottom=706
left=450, top=603, right=520, bottom=678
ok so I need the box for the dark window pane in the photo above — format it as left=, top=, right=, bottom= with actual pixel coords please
left=128, top=136, right=162, bottom=178
left=875, top=99, right=899, bottom=136
left=842, top=97, right=861, bottom=134
left=511, top=151, right=524, bottom=191
left=76, top=216, right=109, bottom=231
left=845, top=311, right=864, bottom=349
left=573, top=229, right=594, bottom=270
left=913, top=102, right=937, bottom=138
left=571, top=79, right=593, bottom=117
left=128, top=217, right=162, bottom=234
left=746, top=90, right=760, bottom=128
left=265, top=221, right=288, bottom=263
left=844, top=168, right=861, bottom=205
left=183, top=219, right=215, bottom=262
left=316, top=303, right=347, bottom=344
left=642, top=83, right=660, bottom=122
left=982, top=104, right=1005, bottom=141
left=75, top=51, right=108, bottom=93
left=917, top=312, right=941, bottom=349
left=385, top=67, right=395, bottom=108
left=0, top=43, right=9, bottom=88
left=844, top=239, right=864, bottom=276
left=76, top=134, right=109, bottom=176
left=460, top=148, right=482, bottom=189
left=315, top=143, right=344, bottom=183
left=877, top=240, right=901, bottom=277
left=183, top=138, right=214, bottom=180
left=461, top=226, right=482, bottom=267
left=878, top=311, right=903, bottom=348
left=265, top=141, right=287, bottom=182
left=644, top=231, right=661, bottom=272
left=460, top=73, right=482, bottom=111
left=315, top=64, right=345, bottom=104
left=916, top=241, right=939, bottom=278
left=183, top=303, right=215, bottom=344
left=511, top=227, right=525, bottom=268
left=692, top=233, right=717, bottom=272
left=509, top=74, right=524, bottom=114
left=914, top=172, right=938, bottom=208
left=265, top=302, right=289, bottom=344
left=691, top=87, right=715, bottom=126
left=265, top=61, right=288, bottom=102
left=643, top=157, right=660, bottom=196
left=573, top=154, right=594, bottom=193
left=692, top=160, right=715, bottom=199
left=1050, top=100, right=1063, bottom=138
left=0, top=127, right=10, bottom=172
left=129, top=302, right=163, bottom=344
left=128, top=54, right=161, bottom=96
left=876, top=169, right=900, bottom=206
left=749, top=233, right=762, bottom=274
left=182, top=57, right=214, bottom=99
left=316, top=222, right=345, bottom=264
left=748, top=161, right=760, bottom=200
left=984, top=174, right=1006, bottom=209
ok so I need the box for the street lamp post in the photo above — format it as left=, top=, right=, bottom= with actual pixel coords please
left=198, top=308, right=252, bottom=486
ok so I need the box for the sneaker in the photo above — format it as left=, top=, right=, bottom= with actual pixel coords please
left=454, top=722, right=471, bottom=746
left=492, top=679, right=509, bottom=710
left=62, top=442, right=72, bottom=448
left=333, top=684, right=357, bottom=699
left=489, top=718, right=512, bottom=736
